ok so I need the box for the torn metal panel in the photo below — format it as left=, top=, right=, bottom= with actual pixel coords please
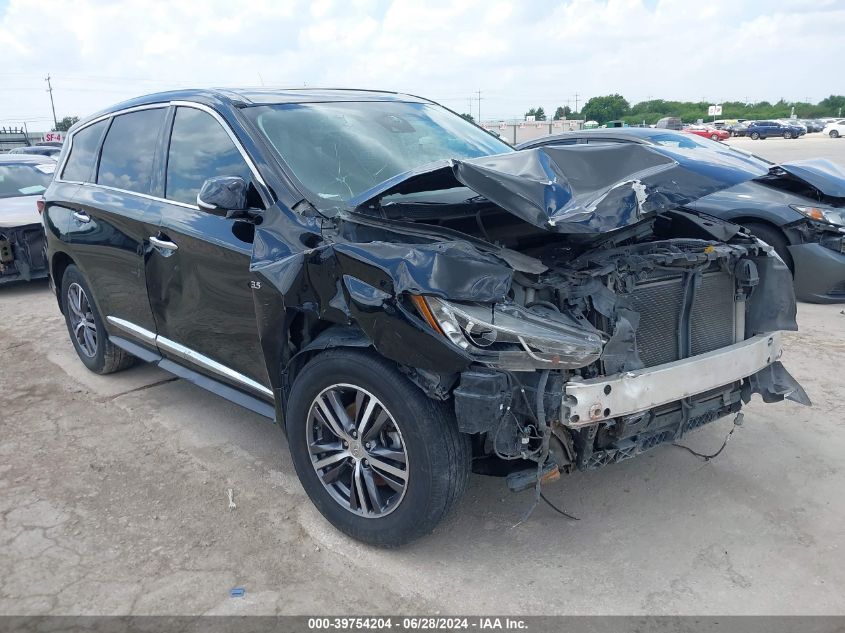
left=353, top=144, right=769, bottom=234
left=772, top=159, right=845, bottom=198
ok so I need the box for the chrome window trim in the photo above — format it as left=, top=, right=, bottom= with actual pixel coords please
left=106, top=316, right=273, bottom=398
left=169, top=100, right=267, bottom=188
left=56, top=103, right=167, bottom=182
left=55, top=99, right=268, bottom=208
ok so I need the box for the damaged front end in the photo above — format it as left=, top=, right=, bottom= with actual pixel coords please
left=0, top=222, right=48, bottom=285
left=253, top=143, right=810, bottom=487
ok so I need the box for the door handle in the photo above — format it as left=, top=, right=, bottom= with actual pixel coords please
left=149, top=235, right=179, bottom=253
left=72, top=211, right=91, bottom=223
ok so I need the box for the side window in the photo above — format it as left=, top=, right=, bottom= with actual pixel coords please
left=61, top=120, right=108, bottom=182
left=165, top=107, right=253, bottom=206
left=97, top=108, right=166, bottom=195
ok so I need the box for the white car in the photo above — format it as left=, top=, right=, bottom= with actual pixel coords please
left=0, top=155, right=55, bottom=284
left=823, top=119, right=845, bottom=138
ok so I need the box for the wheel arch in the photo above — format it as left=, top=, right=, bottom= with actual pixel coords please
left=51, top=250, right=76, bottom=313
left=275, top=323, right=374, bottom=428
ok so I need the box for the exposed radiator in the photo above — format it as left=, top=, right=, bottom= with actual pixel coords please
left=627, top=271, right=736, bottom=368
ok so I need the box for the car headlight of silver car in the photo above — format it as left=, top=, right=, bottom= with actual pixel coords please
left=412, top=296, right=604, bottom=370
left=790, top=204, right=845, bottom=227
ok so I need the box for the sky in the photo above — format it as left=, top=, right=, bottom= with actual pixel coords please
left=1, top=0, right=843, bottom=131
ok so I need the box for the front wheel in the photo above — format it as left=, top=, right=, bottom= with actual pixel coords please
left=831, top=130, right=840, bottom=138
left=745, top=222, right=794, bottom=273
left=783, top=131, right=792, bottom=139
left=710, top=134, right=719, bottom=141
left=286, top=349, right=471, bottom=546
left=750, top=132, right=760, bottom=140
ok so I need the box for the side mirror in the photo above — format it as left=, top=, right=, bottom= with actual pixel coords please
left=197, top=176, right=249, bottom=213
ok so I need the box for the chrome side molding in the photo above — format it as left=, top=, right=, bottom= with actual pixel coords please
left=106, top=316, right=272, bottom=398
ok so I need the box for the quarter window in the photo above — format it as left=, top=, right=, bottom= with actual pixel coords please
left=61, top=120, right=108, bottom=182
left=97, top=108, right=166, bottom=195
left=165, top=107, right=252, bottom=206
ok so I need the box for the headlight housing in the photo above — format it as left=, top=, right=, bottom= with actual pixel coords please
left=414, top=296, right=604, bottom=371
left=791, top=204, right=845, bottom=227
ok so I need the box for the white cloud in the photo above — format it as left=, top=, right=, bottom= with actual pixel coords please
left=0, top=0, right=842, bottom=129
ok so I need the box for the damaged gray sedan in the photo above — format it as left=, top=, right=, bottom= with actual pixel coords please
left=44, top=90, right=809, bottom=546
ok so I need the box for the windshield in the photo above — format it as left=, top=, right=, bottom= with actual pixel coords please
left=244, top=101, right=512, bottom=203
left=0, top=162, right=55, bottom=199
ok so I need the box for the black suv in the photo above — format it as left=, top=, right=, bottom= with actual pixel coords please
left=43, top=89, right=808, bottom=545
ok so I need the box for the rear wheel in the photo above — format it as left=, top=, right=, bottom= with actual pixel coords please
left=831, top=130, right=840, bottom=138
left=60, top=265, right=136, bottom=374
left=745, top=222, right=793, bottom=272
left=750, top=132, right=760, bottom=140
left=286, top=349, right=471, bottom=546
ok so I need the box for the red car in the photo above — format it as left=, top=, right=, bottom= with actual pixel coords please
left=685, top=126, right=730, bottom=141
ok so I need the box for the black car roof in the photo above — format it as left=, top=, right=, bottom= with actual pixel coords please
left=517, top=127, right=673, bottom=148
left=72, top=87, right=433, bottom=131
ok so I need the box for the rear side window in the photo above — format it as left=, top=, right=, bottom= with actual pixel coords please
left=165, top=107, right=252, bottom=206
left=97, top=108, right=166, bottom=195
left=61, top=120, right=108, bottom=182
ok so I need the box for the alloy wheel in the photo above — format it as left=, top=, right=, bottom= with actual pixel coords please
left=306, top=383, right=409, bottom=518
left=67, top=282, right=98, bottom=358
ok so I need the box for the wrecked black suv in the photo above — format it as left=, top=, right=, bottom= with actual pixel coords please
left=44, top=89, right=809, bottom=545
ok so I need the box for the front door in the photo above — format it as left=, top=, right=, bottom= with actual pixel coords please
left=145, top=105, right=270, bottom=396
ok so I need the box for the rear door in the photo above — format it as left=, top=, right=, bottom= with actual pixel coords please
left=62, top=107, right=167, bottom=338
left=144, top=104, right=271, bottom=396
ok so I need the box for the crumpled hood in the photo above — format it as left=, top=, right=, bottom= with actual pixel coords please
left=351, top=144, right=770, bottom=234
left=773, top=159, right=845, bottom=198
left=0, top=196, right=42, bottom=228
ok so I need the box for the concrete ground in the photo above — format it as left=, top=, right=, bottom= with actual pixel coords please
left=2, top=136, right=844, bottom=616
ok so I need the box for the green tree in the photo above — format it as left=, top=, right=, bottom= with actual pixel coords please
left=554, top=105, right=571, bottom=120
left=819, top=95, right=845, bottom=115
left=525, top=106, right=546, bottom=121
left=581, top=94, right=630, bottom=124
left=459, top=113, right=475, bottom=123
left=54, top=116, right=79, bottom=132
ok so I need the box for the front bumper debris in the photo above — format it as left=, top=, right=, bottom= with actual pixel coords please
left=563, top=333, right=785, bottom=427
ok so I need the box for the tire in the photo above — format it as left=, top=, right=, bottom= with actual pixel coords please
left=831, top=130, right=840, bottom=138
left=60, top=264, right=136, bottom=374
left=750, top=132, right=760, bottom=140
left=286, top=349, right=471, bottom=546
left=745, top=222, right=793, bottom=272
left=711, top=134, right=719, bottom=141
left=783, top=131, right=792, bottom=139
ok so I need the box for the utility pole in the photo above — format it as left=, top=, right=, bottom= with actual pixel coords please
left=574, top=93, right=579, bottom=115
left=45, top=74, right=58, bottom=130
left=476, top=90, right=482, bottom=124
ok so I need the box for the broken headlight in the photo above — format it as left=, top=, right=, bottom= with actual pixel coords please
left=790, top=204, right=845, bottom=227
left=415, top=296, right=604, bottom=371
